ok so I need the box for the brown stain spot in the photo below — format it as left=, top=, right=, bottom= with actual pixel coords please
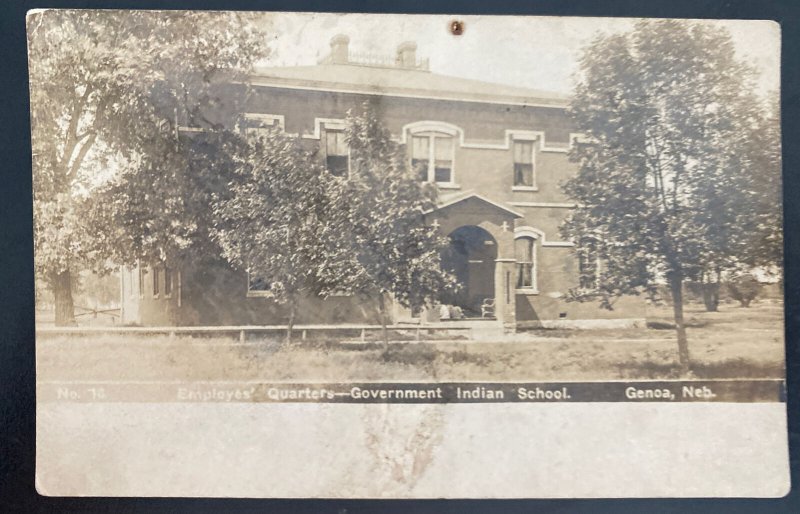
left=450, top=20, right=464, bottom=36
left=364, top=406, right=445, bottom=492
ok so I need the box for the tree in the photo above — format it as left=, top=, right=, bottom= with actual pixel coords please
left=339, top=104, right=456, bottom=343
left=213, top=106, right=454, bottom=343
left=93, top=130, right=250, bottom=269
left=212, top=129, right=353, bottom=341
left=728, top=273, right=761, bottom=308
left=740, top=96, right=783, bottom=270
left=562, top=20, right=779, bottom=372
left=28, top=10, right=269, bottom=324
left=86, top=128, right=253, bottom=328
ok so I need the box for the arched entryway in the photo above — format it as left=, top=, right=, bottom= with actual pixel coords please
left=441, top=225, right=497, bottom=317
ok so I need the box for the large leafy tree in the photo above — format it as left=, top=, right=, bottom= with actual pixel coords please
left=212, top=129, right=353, bottom=341
left=94, top=130, right=250, bottom=269
left=340, top=105, right=456, bottom=341
left=741, top=96, right=782, bottom=271
left=562, top=20, right=780, bottom=372
left=28, top=9, right=269, bottom=324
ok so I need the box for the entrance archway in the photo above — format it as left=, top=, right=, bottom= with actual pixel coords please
left=441, top=225, right=497, bottom=317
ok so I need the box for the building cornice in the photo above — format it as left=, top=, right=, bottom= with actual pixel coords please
left=425, top=191, right=524, bottom=218
left=244, top=77, right=570, bottom=110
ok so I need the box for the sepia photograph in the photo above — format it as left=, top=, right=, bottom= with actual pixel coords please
left=28, top=9, right=788, bottom=498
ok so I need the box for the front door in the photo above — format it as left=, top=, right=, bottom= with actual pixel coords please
left=441, top=225, right=497, bottom=317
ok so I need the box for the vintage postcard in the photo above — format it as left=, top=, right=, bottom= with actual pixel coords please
left=29, top=10, right=787, bottom=497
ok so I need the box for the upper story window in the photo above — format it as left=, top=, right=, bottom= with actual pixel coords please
left=411, top=132, right=455, bottom=185
left=244, top=121, right=277, bottom=141
left=325, top=129, right=349, bottom=177
left=241, top=114, right=284, bottom=141
left=411, top=136, right=429, bottom=181
left=515, top=236, right=537, bottom=291
left=513, top=140, right=535, bottom=187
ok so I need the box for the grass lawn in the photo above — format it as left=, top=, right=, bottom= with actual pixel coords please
left=37, top=300, right=785, bottom=382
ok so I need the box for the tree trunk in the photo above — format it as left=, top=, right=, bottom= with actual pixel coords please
left=286, top=301, right=296, bottom=344
left=53, top=269, right=75, bottom=326
left=377, top=294, right=389, bottom=346
left=701, top=281, right=719, bottom=312
left=701, top=267, right=721, bottom=312
left=667, top=272, right=691, bottom=374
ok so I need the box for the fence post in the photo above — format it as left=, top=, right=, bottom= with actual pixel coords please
left=361, top=328, right=366, bottom=342
left=302, top=329, right=307, bottom=340
left=239, top=330, right=246, bottom=343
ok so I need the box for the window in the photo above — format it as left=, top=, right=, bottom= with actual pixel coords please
left=513, top=140, right=534, bottom=187
left=325, top=129, right=349, bottom=176
left=164, top=267, right=172, bottom=297
left=138, top=265, right=145, bottom=299
left=515, top=236, right=537, bottom=290
left=242, top=115, right=280, bottom=141
left=411, top=132, right=454, bottom=184
left=433, top=137, right=454, bottom=183
left=579, top=238, right=600, bottom=289
left=245, top=126, right=271, bottom=140
left=152, top=268, right=160, bottom=297
left=411, top=136, right=430, bottom=181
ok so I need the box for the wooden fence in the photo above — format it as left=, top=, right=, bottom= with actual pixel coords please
left=35, top=323, right=474, bottom=342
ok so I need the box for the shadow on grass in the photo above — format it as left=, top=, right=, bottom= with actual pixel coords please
left=378, top=345, right=492, bottom=367
left=380, top=345, right=438, bottom=365
left=646, top=319, right=711, bottom=330
left=617, top=357, right=783, bottom=379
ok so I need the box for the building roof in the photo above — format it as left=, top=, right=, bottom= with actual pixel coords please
left=426, top=191, right=524, bottom=218
left=249, top=63, right=569, bottom=109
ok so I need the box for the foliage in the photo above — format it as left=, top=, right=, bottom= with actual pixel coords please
left=27, top=9, right=270, bottom=324
left=740, top=97, right=782, bottom=269
left=561, top=20, right=780, bottom=371
left=728, top=273, right=761, bottom=308
left=213, top=105, right=454, bottom=341
left=212, top=129, right=353, bottom=339
left=93, top=131, right=250, bottom=268
left=338, top=104, right=457, bottom=333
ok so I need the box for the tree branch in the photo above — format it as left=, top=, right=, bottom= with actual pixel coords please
left=65, top=95, right=108, bottom=181
left=60, top=84, right=93, bottom=172
left=647, top=131, right=670, bottom=213
left=66, top=132, right=98, bottom=180
left=74, top=130, right=95, bottom=142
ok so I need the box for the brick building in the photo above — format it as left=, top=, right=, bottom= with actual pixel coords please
left=121, top=35, right=645, bottom=330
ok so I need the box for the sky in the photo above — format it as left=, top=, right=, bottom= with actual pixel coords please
left=258, top=13, right=780, bottom=98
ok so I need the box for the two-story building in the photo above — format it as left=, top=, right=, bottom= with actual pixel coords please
left=120, top=35, right=646, bottom=330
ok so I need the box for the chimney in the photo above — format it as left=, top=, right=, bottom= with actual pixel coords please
left=396, top=41, right=417, bottom=68
left=329, top=34, right=350, bottom=64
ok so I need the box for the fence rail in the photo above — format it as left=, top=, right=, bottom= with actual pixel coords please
left=74, top=306, right=121, bottom=320
left=35, top=323, right=474, bottom=342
